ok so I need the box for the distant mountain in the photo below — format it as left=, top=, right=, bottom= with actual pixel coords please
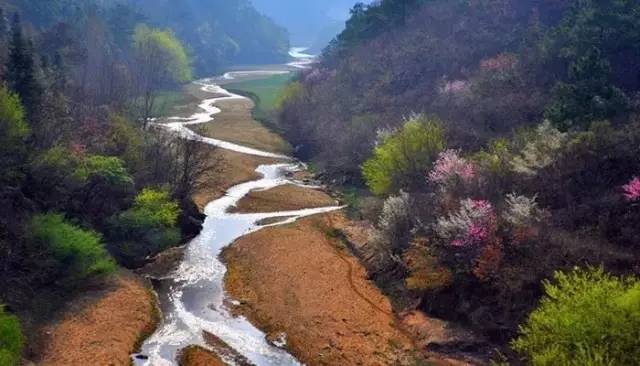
left=250, top=0, right=371, bottom=51
left=126, top=0, right=290, bottom=75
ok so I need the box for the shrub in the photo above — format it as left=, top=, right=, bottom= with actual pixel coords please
left=30, top=214, right=116, bottom=285
left=510, top=121, right=567, bottom=176
left=372, top=191, right=413, bottom=254
left=428, top=149, right=476, bottom=187
left=512, top=268, right=640, bottom=366
left=0, top=306, right=23, bottom=366
left=622, top=177, right=640, bottom=202
left=435, top=199, right=496, bottom=248
left=108, top=188, right=181, bottom=267
left=503, top=193, right=544, bottom=229
left=0, top=86, right=30, bottom=185
left=363, top=114, right=446, bottom=195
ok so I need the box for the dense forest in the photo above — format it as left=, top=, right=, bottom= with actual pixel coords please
left=0, top=0, right=290, bottom=76
left=279, top=0, right=640, bottom=363
left=0, top=0, right=229, bottom=363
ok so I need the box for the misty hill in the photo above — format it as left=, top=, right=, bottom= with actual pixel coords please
left=0, top=0, right=290, bottom=75
left=250, top=0, right=369, bottom=52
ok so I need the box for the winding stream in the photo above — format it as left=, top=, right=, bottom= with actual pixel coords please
left=134, top=50, right=337, bottom=365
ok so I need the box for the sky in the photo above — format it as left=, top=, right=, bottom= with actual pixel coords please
left=249, top=0, right=371, bottom=49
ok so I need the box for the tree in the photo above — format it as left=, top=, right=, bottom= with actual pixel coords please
left=0, top=7, right=8, bottom=78
left=132, top=24, right=192, bottom=125
left=0, top=305, right=23, bottom=366
left=29, top=213, right=116, bottom=286
left=362, top=114, right=446, bottom=195
left=545, top=48, right=629, bottom=130
left=0, top=86, right=30, bottom=186
left=513, top=268, right=640, bottom=365
left=7, top=13, right=42, bottom=117
left=108, top=188, right=181, bottom=267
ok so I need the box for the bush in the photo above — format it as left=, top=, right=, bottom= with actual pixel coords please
left=0, top=86, right=30, bottom=186
left=362, top=114, right=446, bottom=195
left=108, top=188, right=181, bottom=267
left=512, top=268, right=640, bottom=365
left=0, top=306, right=23, bottom=366
left=30, top=214, right=116, bottom=285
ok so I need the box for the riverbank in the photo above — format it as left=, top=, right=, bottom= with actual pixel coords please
left=34, top=272, right=158, bottom=366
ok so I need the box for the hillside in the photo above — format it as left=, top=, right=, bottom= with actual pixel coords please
left=0, top=0, right=290, bottom=76
left=278, top=0, right=640, bottom=362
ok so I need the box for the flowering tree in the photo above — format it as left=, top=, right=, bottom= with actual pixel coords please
left=511, top=121, right=566, bottom=176
left=622, top=177, right=640, bottom=202
left=435, top=199, right=496, bottom=248
left=504, top=193, right=544, bottom=228
left=428, top=149, right=476, bottom=187
left=372, top=191, right=412, bottom=253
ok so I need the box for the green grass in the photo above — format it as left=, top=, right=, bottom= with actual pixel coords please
left=226, top=73, right=293, bottom=113
left=152, top=89, right=197, bottom=117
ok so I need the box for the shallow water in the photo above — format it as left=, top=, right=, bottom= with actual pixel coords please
left=135, top=51, right=339, bottom=365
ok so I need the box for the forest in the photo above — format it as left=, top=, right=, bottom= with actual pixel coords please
left=279, top=0, right=640, bottom=364
left=0, top=0, right=226, bottom=363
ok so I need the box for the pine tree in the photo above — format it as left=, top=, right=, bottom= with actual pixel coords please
left=7, top=13, right=42, bottom=117
left=0, top=8, right=8, bottom=42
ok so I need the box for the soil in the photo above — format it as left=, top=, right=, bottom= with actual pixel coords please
left=230, top=184, right=337, bottom=213
left=223, top=211, right=421, bottom=365
left=192, top=147, right=282, bottom=211
left=179, top=346, right=227, bottom=366
left=190, top=97, right=291, bottom=154
left=37, top=272, right=158, bottom=366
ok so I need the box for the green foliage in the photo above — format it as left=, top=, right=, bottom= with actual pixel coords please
left=0, top=86, right=29, bottom=185
left=513, top=268, right=640, bottom=366
left=545, top=48, right=629, bottom=130
left=73, top=155, right=133, bottom=188
left=133, top=24, right=192, bottom=83
left=0, top=306, right=23, bottom=366
left=7, top=13, right=42, bottom=115
left=30, top=214, right=116, bottom=284
left=108, top=189, right=181, bottom=267
left=362, top=115, right=446, bottom=195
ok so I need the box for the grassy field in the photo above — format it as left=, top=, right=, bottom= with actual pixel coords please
left=225, top=73, right=293, bottom=113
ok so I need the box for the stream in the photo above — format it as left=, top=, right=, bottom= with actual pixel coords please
left=133, top=50, right=338, bottom=365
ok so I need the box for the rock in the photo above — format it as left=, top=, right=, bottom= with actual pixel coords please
left=266, top=332, right=288, bottom=349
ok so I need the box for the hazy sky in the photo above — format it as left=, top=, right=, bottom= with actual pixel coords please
left=250, top=0, right=371, bottom=46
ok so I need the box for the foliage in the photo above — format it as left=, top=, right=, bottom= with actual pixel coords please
left=0, top=306, right=23, bottom=366
left=362, top=115, right=445, bottom=195
left=108, top=188, right=181, bottom=267
left=371, top=191, right=412, bottom=254
left=428, top=149, right=476, bottom=187
left=513, top=268, right=640, bottom=366
left=435, top=199, right=496, bottom=248
left=30, top=213, right=116, bottom=284
left=544, top=48, right=629, bottom=131
left=7, top=13, right=41, bottom=116
left=0, top=86, right=29, bottom=185
left=73, top=155, right=133, bottom=187
left=133, top=24, right=192, bottom=84
left=503, top=193, right=543, bottom=229
left=622, top=177, right=640, bottom=202
left=510, top=121, right=567, bottom=176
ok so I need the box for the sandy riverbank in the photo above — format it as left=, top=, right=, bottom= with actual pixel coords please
left=36, top=272, right=158, bottom=366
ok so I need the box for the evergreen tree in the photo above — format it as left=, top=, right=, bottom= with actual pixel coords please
left=7, top=13, right=42, bottom=117
left=0, top=8, right=8, bottom=42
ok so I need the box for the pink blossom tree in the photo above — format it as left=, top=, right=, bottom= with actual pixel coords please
left=435, top=199, right=496, bottom=248
left=428, top=149, right=476, bottom=186
left=623, top=177, right=640, bottom=202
